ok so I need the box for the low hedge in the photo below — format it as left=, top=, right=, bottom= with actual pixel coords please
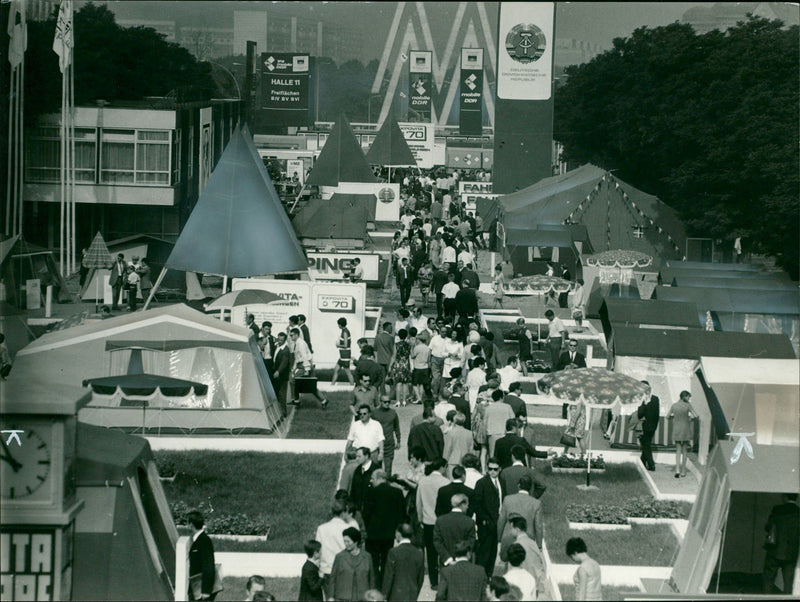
left=552, top=454, right=606, bottom=470
left=566, top=497, right=691, bottom=525
left=566, top=503, right=628, bottom=525
left=170, top=500, right=270, bottom=536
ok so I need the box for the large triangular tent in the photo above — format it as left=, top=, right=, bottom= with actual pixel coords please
left=494, top=164, right=686, bottom=273
left=4, top=304, right=283, bottom=434
left=0, top=237, right=72, bottom=306
left=365, top=114, right=417, bottom=168
left=145, top=124, right=307, bottom=306
left=305, top=113, right=379, bottom=187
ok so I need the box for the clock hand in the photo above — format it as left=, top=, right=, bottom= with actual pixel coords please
left=0, top=436, right=22, bottom=472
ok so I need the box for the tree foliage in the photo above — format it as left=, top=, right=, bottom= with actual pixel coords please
left=25, top=2, right=215, bottom=118
left=554, top=17, right=799, bottom=276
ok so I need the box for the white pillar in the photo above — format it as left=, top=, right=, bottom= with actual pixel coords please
left=175, top=535, right=190, bottom=601
left=45, top=285, right=53, bottom=318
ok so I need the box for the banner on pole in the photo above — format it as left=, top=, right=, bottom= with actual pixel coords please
left=52, top=0, right=73, bottom=73
left=497, top=2, right=555, bottom=100
left=260, top=52, right=310, bottom=126
left=398, top=122, right=435, bottom=168
left=408, top=51, right=432, bottom=118
left=459, top=48, right=483, bottom=136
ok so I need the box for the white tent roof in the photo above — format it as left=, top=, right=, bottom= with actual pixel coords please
left=699, top=356, right=799, bottom=385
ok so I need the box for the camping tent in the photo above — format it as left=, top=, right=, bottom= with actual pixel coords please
left=607, top=328, right=796, bottom=456
left=599, top=298, right=701, bottom=342
left=503, top=225, right=591, bottom=278
left=0, top=238, right=71, bottom=306
left=0, top=300, right=34, bottom=359
left=73, top=422, right=177, bottom=600
left=365, top=114, right=417, bottom=167
left=4, top=304, right=283, bottom=434
left=498, top=164, right=686, bottom=263
left=696, top=356, right=799, bottom=447
left=666, top=440, right=799, bottom=595
left=306, top=114, right=378, bottom=187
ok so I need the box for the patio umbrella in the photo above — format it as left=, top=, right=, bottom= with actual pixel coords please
left=205, top=288, right=283, bottom=311
left=539, top=367, right=650, bottom=487
left=585, top=249, right=653, bottom=269
left=508, top=274, right=572, bottom=294
left=83, top=232, right=114, bottom=311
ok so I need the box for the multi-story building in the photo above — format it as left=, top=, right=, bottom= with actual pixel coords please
left=681, top=2, right=799, bottom=34
left=177, top=26, right=234, bottom=60
left=116, top=19, right=177, bottom=43
left=23, top=98, right=242, bottom=250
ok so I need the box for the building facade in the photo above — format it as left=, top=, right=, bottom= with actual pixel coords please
left=23, top=99, right=242, bottom=251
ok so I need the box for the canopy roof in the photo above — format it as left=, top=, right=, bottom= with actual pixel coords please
left=506, top=227, right=575, bottom=248
left=329, top=193, right=377, bottom=222
left=305, top=114, right=378, bottom=187
left=699, top=356, right=799, bottom=386
left=293, top=201, right=368, bottom=240
left=659, top=266, right=791, bottom=282
left=655, top=285, right=799, bottom=315
left=600, top=298, right=700, bottom=340
left=499, top=164, right=686, bottom=261
left=75, top=421, right=151, bottom=484
left=612, top=326, right=796, bottom=360
left=717, top=440, right=800, bottom=492
left=365, top=114, right=417, bottom=167
left=666, top=275, right=795, bottom=291
left=82, top=374, right=209, bottom=397
left=165, top=124, right=307, bottom=277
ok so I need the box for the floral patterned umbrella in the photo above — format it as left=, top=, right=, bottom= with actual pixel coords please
left=585, top=249, right=653, bottom=269
left=539, top=367, right=649, bottom=409
left=508, top=275, right=572, bottom=293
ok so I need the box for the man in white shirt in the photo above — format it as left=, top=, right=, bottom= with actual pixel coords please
left=465, top=357, right=487, bottom=412
left=347, top=404, right=385, bottom=462
left=462, top=453, right=483, bottom=490
left=504, top=543, right=538, bottom=601
left=457, top=248, right=474, bottom=268
left=497, top=356, right=522, bottom=392
left=429, top=324, right=449, bottom=399
left=441, top=243, right=456, bottom=266
left=410, top=306, right=429, bottom=334
left=544, top=310, right=567, bottom=373
left=441, top=273, right=460, bottom=321
left=315, top=499, right=360, bottom=598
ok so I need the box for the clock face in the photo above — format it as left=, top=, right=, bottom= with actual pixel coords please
left=1, top=424, right=52, bottom=501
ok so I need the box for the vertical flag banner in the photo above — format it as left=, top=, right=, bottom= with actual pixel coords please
left=260, top=52, right=310, bottom=126
left=53, top=0, right=73, bottom=73
left=459, top=48, right=483, bottom=136
left=244, top=40, right=258, bottom=122
left=497, top=2, right=554, bottom=100
left=408, top=50, right=432, bottom=120
left=7, top=0, right=27, bottom=68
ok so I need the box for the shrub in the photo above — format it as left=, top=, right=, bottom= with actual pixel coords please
left=566, top=503, right=628, bottom=525
left=623, top=496, right=691, bottom=519
left=170, top=500, right=270, bottom=536
left=552, top=454, right=606, bottom=470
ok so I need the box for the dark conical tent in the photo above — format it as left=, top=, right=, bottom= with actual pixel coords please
left=305, top=113, right=378, bottom=187
left=365, top=114, right=417, bottom=167
left=165, top=124, right=307, bottom=277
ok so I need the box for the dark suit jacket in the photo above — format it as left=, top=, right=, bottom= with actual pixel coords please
left=460, top=269, right=480, bottom=288
left=396, top=265, right=413, bottom=288
left=435, top=482, right=474, bottom=517
left=350, top=462, right=379, bottom=511
left=473, top=475, right=503, bottom=529
left=354, top=357, right=385, bottom=386
left=382, top=542, right=424, bottom=601
left=638, top=395, right=660, bottom=433
left=494, top=433, right=539, bottom=469
left=110, top=259, right=127, bottom=287
left=500, top=464, right=547, bottom=499
left=557, top=351, right=586, bottom=370
left=363, top=482, right=406, bottom=541
left=454, top=288, right=478, bottom=316
left=450, top=394, right=471, bottom=430
left=188, top=531, right=215, bottom=596
left=299, top=559, right=323, bottom=601
left=433, top=511, right=476, bottom=564
left=766, top=501, right=800, bottom=561
left=300, top=323, right=313, bottom=352
left=407, top=421, right=444, bottom=462
left=273, top=346, right=292, bottom=380
left=503, top=393, right=527, bottom=418
left=435, top=559, right=487, bottom=601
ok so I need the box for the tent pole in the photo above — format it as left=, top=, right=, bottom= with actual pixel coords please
left=222, top=275, right=228, bottom=295
left=289, top=184, right=306, bottom=214
left=143, top=267, right=167, bottom=311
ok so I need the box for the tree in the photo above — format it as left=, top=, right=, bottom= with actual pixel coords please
left=25, top=2, right=215, bottom=119
left=554, top=17, right=799, bottom=276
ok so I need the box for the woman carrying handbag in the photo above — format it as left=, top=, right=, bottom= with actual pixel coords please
left=561, top=399, right=587, bottom=457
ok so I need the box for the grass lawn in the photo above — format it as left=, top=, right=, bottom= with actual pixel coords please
left=287, top=391, right=354, bottom=439
left=157, top=451, right=341, bottom=552
left=533, top=423, right=570, bottom=446
left=218, top=577, right=298, bottom=601
left=559, top=583, right=642, bottom=601
left=537, top=461, right=679, bottom=566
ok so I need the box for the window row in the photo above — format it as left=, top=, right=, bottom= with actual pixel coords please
left=26, top=127, right=182, bottom=186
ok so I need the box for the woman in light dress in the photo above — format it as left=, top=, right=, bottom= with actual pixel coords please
left=563, top=398, right=587, bottom=457
left=442, top=328, right=465, bottom=386
left=668, top=390, right=698, bottom=478
left=567, top=537, right=602, bottom=601
left=493, top=264, right=505, bottom=308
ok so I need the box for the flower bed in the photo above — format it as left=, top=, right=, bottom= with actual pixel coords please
left=624, top=496, right=692, bottom=520
left=551, top=454, right=606, bottom=471
left=564, top=497, right=691, bottom=529
left=567, top=503, right=628, bottom=525
left=170, top=500, right=271, bottom=538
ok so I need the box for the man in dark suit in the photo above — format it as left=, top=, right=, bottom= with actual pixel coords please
left=449, top=382, right=471, bottom=430
left=363, top=470, right=407, bottom=589
left=350, top=447, right=379, bottom=512
left=494, top=419, right=547, bottom=469
left=258, top=321, right=276, bottom=380
left=558, top=264, right=572, bottom=307
left=454, top=281, right=479, bottom=328
left=499, top=445, right=547, bottom=499
left=558, top=339, right=587, bottom=418
left=431, top=264, right=450, bottom=319
left=110, top=253, right=127, bottom=310
left=435, top=465, right=475, bottom=517
left=298, top=314, right=313, bottom=353
left=473, top=458, right=503, bottom=577
left=407, top=406, right=445, bottom=462
left=433, top=494, right=477, bottom=569
left=435, top=540, right=487, bottom=601
left=503, top=382, right=527, bottom=419
left=187, top=510, right=217, bottom=600
left=637, top=381, right=660, bottom=471
left=396, top=257, right=414, bottom=307
left=763, top=493, right=800, bottom=594
left=382, top=524, right=424, bottom=602
left=272, top=332, right=292, bottom=416
left=299, top=540, right=323, bottom=601
left=354, top=345, right=385, bottom=392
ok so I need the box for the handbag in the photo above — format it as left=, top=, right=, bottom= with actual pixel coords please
left=190, top=563, right=224, bottom=599
left=559, top=429, right=577, bottom=447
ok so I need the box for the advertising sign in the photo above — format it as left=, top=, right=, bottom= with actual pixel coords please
left=497, top=2, right=555, bottom=100
left=286, top=159, right=305, bottom=184
left=459, top=48, right=484, bottom=136
left=25, top=279, right=41, bottom=310
left=260, top=52, right=310, bottom=126
left=333, top=182, right=401, bottom=222
left=408, top=51, right=432, bottom=117
left=231, top=279, right=366, bottom=367
left=1, top=528, right=55, bottom=600
left=397, top=122, right=434, bottom=168
left=458, top=181, right=493, bottom=196
left=307, top=252, right=381, bottom=282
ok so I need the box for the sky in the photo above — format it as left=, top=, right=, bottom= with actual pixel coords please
left=98, top=1, right=710, bottom=62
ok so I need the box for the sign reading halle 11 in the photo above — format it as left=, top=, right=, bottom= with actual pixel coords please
left=260, top=53, right=310, bottom=126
